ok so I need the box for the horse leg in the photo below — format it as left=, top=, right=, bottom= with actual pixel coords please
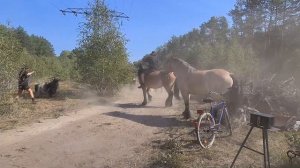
left=147, top=88, right=152, bottom=102
left=164, top=85, right=173, bottom=107
left=141, top=86, right=148, bottom=106
left=173, top=80, right=181, bottom=100
left=181, top=91, right=191, bottom=119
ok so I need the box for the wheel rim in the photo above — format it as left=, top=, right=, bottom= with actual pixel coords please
left=197, top=113, right=215, bottom=148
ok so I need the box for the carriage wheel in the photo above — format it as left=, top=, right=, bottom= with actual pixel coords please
left=197, top=112, right=216, bottom=148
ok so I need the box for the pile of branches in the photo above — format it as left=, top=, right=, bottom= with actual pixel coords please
left=238, top=75, right=299, bottom=130
left=241, top=75, right=299, bottom=116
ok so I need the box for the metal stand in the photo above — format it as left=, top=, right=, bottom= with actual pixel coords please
left=230, top=125, right=271, bottom=168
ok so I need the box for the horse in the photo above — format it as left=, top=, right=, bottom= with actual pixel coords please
left=166, top=57, right=238, bottom=119
left=35, top=78, right=60, bottom=98
left=139, top=70, right=179, bottom=107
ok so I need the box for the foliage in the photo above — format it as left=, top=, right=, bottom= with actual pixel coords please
left=150, top=0, right=299, bottom=84
left=226, top=39, right=259, bottom=78
left=77, top=0, right=134, bottom=95
left=0, top=24, right=76, bottom=115
left=285, top=132, right=300, bottom=149
left=228, top=0, right=300, bottom=79
left=13, top=26, right=55, bottom=57
left=30, top=35, right=55, bottom=57
left=0, top=25, right=23, bottom=114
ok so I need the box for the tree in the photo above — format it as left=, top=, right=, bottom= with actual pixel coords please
left=0, top=25, right=23, bottom=114
left=59, top=50, right=76, bottom=59
left=30, top=35, right=55, bottom=57
left=13, top=26, right=32, bottom=52
left=199, top=16, right=229, bottom=44
left=77, top=0, right=133, bottom=95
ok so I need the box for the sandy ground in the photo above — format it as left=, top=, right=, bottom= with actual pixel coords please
left=0, top=85, right=295, bottom=168
left=0, top=86, right=183, bottom=168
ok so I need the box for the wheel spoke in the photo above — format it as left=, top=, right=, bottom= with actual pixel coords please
left=197, top=113, right=216, bottom=148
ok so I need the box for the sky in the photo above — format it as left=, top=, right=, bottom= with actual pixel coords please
left=0, top=0, right=236, bottom=62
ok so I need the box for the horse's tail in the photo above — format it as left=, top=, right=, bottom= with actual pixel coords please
left=230, top=73, right=238, bottom=89
left=229, top=73, right=240, bottom=114
left=173, top=79, right=181, bottom=100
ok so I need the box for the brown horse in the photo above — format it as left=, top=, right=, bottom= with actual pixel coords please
left=139, top=70, right=178, bottom=107
left=167, top=57, right=238, bottom=119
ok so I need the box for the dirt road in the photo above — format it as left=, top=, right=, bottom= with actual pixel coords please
left=0, top=87, right=183, bottom=168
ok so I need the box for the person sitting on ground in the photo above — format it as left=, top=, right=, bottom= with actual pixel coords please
left=137, top=51, right=158, bottom=88
left=15, top=66, right=36, bottom=103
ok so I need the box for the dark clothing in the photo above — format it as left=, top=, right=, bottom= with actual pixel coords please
left=139, top=57, right=157, bottom=73
left=137, top=64, right=144, bottom=76
left=147, top=59, right=156, bottom=70
left=18, top=69, right=30, bottom=90
left=143, top=57, right=157, bottom=70
left=137, top=55, right=158, bottom=88
left=18, top=84, right=30, bottom=90
left=137, top=62, right=156, bottom=78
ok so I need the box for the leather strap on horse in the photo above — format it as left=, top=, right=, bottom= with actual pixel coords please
left=287, top=150, right=300, bottom=163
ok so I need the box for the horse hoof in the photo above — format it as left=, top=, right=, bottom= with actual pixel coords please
left=182, top=112, right=191, bottom=119
left=141, top=102, right=147, bottom=106
left=183, top=115, right=191, bottom=120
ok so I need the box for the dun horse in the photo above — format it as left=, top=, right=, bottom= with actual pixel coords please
left=167, top=58, right=238, bottom=119
left=139, top=70, right=179, bottom=107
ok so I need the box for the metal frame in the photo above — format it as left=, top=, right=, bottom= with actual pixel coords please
left=210, top=101, right=226, bottom=129
left=230, top=125, right=271, bottom=168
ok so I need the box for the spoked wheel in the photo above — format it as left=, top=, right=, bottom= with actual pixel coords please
left=197, top=112, right=216, bottom=148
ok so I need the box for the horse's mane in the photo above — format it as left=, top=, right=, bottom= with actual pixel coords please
left=170, top=57, right=197, bottom=72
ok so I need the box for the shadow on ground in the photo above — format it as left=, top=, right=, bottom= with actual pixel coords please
left=104, top=111, right=189, bottom=128
left=115, top=103, right=162, bottom=109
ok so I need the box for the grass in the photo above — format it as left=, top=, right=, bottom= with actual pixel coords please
left=0, top=81, right=93, bottom=130
left=148, top=139, right=184, bottom=168
left=276, top=132, right=300, bottom=167
left=285, top=132, right=300, bottom=149
left=148, top=113, right=300, bottom=168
